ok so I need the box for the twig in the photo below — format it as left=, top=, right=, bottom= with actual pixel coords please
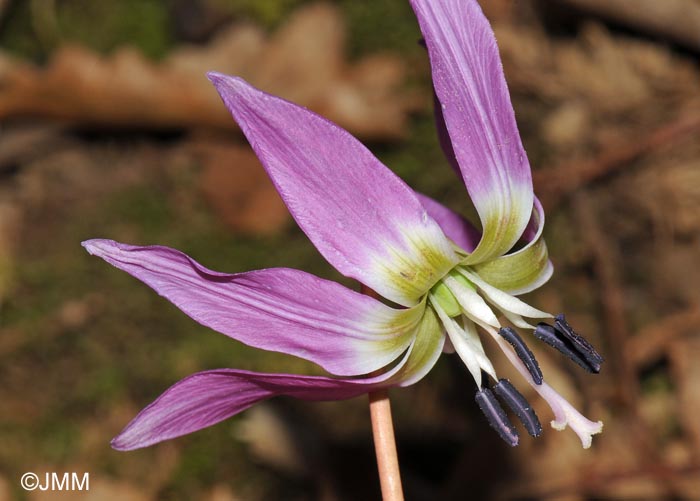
left=535, top=110, right=700, bottom=209
left=628, top=307, right=700, bottom=368
left=574, top=194, right=637, bottom=407
left=554, top=0, right=700, bottom=51
left=361, top=285, right=404, bottom=501
left=523, top=462, right=700, bottom=499
left=574, top=194, right=681, bottom=498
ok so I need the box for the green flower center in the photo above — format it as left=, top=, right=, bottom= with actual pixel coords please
left=428, top=268, right=476, bottom=318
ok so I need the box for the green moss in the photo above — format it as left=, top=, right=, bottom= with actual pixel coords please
left=103, top=185, right=172, bottom=237
left=63, top=0, right=171, bottom=58
left=78, top=365, right=126, bottom=402
left=0, top=0, right=172, bottom=60
left=37, top=420, right=81, bottom=463
left=212, top=0, right=307, bottom=28
left=0, top=1, right=44, bottom=60
left=339, top=0, right=422, bottom=58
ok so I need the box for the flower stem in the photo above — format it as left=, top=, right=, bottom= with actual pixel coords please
left=361, top=284, right=404, bottom=501
left=368, top=388, right=404, bottom=501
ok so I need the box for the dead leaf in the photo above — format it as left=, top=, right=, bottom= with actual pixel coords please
left=195, top=140, right=289, bottom=235
left=629, top=309, right=700, bottom=367
left=0, top=3, right=419, bottom=139
left=554, top=0, right=700, bottom=51
left=204, top=484, right=243, bottom=501
left=236, top=404, right=307, bottom=476
left=669, top=337, right=700, bottom=454
left=0, top=475, right=10, bottom=501
left=495, top=22, right=699, bottom=119
left=626, top=160, right=700, bottom=238
left=253, top=3, right=344, bottom=104
left=541, top=102, right=591, bottom=150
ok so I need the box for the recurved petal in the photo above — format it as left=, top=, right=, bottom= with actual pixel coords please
left=82, top=239, right=422, bottom=376
left=411, top=0, right=534, bottom=264
left=110, top=369, right=384, bottom=450
left=208, top=73, right=459, bottom=306
left=472, top=198, right=553, bottom=295
left=112, top=307, right=444, bottom=450
left=388, top=304, right=445, bottom=387
left=414, top=192, right=481, bottom=253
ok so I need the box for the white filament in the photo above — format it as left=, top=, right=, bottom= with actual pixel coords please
left=443, top=275, right=500, bottom=328
left=459, top=269, right=553, bottom=320
left=431, top=298, right=496, bottom=387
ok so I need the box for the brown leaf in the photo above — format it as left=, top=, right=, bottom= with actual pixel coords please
left=554, top=0, right=700, bottom=51
left=0, top=474, right=10, bottom=501
left=0, top=3, right=419, bottom=139
left=629, top=309, right=700, bottom=368
left=669, top=337, right=700, bottom=454
left=204, top=484, right=243, bottom=501
left=195, top=140, right=289, bottom=235
left=253, top=3, right=344, bottom=104
left=495, top=22, right=699, bottom=117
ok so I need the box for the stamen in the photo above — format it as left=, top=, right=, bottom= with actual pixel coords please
left=430, top=298, right=496, bottom=387
left=554, top=314, right=604, bottom=371
left=459, top=268, right=552, bottom=320
left=487, top=327, right=603, bottom=448
left=475, top=387, right=519, bottom=447
left=442, top=275, right=500, bottom=328
left=498, top=327, right=543, bottom=385
left=494, top=379, right=542, bottom=437
left=534, top=323, right=599, bottom=373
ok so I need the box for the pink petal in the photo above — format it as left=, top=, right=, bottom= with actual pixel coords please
left=111, top=369, right=384, bottom=450
left=415, top=192, right=481, bottom=252
left=412, top=0, right=534, bottom=263
left=83, top=239, right=421, bottom=376
left=207, top=73, right=459, bottom=306
left=521, top=196, right=545, bottom=244
left=112, top=309, right=445, bottom=450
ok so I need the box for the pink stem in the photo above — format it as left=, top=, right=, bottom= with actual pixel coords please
left=362, top=285, right=404, bottom=500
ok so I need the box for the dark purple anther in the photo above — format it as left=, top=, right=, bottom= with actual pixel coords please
left=475, top=387, right=519, bottom=447
left=534, top=323, right=599, bottom=373
left=494, top=379, right=542, bottom=437
left=498, top=327, right=543, bottom=385
left=554, top=314, right=604, bottom=371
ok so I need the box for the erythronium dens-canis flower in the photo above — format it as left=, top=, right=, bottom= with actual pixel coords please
left=83, top=0, right=603, bottom=451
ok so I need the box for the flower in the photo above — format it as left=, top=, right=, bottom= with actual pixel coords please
left=83, top=0, right=603, bottom=451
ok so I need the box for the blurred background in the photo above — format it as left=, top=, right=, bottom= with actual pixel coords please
left=1, top=0, right=699, bottom=499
